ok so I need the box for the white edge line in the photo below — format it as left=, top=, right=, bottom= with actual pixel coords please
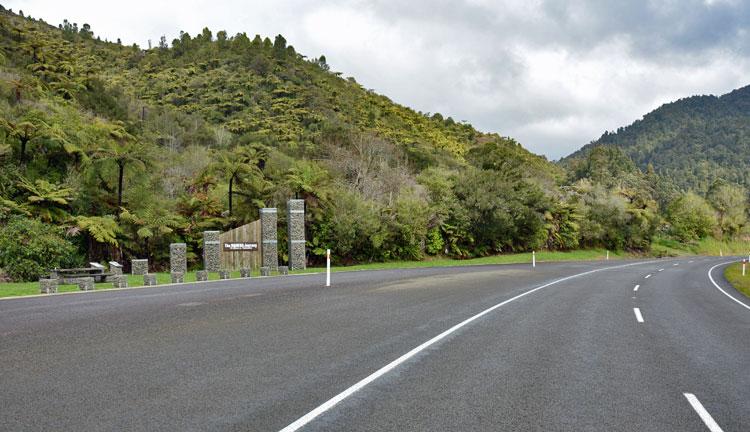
left=278, top=259, right=661, bottom=432
left=684, top=393, right=724, bottom=432
left=634, top=285, right=640, bottom=292
left=633, top=307, right=644, bottom=323
left=707, top=262, right=750, bottom=311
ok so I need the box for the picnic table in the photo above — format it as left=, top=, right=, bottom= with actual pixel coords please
left=50, top=263, right=113, bottom=284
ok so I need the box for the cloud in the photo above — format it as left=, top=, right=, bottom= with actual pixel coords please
left=7, top=0, right=750, bottom=159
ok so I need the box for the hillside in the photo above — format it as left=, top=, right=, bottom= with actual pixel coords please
left=0, top=7, right=573, bottom=278
left=564, top=85, right=750, bottom=193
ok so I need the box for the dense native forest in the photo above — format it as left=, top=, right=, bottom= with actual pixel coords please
left=0, top=8, right=747, bottom=281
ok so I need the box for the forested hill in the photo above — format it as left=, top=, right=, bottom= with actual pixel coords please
left=0, top=7, right=568, bottom=279
left=564, top=85, right=750, bottom=193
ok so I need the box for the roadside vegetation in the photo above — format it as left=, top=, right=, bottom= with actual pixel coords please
left=724, top=262, right=750, bottom=298
left=1, top=8, right=749, bottom=287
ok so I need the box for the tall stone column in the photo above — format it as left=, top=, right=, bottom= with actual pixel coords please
left=260, top=208, right=278, bottom=271
left=287, top=199, right=306, bottom=270
left=203, top=231, right=221, bottom=272
left=170, top=243, right=187, bottom=274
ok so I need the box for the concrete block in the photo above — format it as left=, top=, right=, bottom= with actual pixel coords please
left=39, top=278, right=58, bottom=294
left=260, top=266, right=271, bottom=277
left=196, top=270, right=208, bottom=281
left=131, top=259, right=148, bottom=275
left=219, top=270, right=230, bottom=280
left=111, top=275, right=128, bottom=288
left=77, top=277, right=95, bottom=291
left=171, top=271, right=184, bottom=284
left=143, top=274, right=157, bottom=286
left=240, top=268, right=251, bottom=278
left=278, top=265, right=289, bottom=275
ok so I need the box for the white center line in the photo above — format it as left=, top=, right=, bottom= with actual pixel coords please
left=645, top=274, right=651, bottom=279
left=278, top=260, right=662, bottom=432
left=633, top=284, right=640, bottom=292
left=684, top=393, right=724, bottom=432
left=658, top=268, right=665, bottom=272
left=674, top=263, right=679, bottom=266
left=633, top=307, right=644, bottom=323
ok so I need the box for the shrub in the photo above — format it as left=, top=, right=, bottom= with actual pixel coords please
left=0, top=217, right=82, bottom=281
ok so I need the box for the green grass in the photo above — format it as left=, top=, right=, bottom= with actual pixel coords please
left=724, top=262, right=750, bottom=298
left=651, top=236, right=750, bottom=257
left=0, top=248, right=639, bottom=299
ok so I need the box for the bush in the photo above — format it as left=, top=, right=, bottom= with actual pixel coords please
left=0, top=217, right=82, bottom=281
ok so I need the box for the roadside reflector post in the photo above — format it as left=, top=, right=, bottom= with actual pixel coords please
left=720, top=249, right=723, bottom=257
left=532, top=251, right=536, bottom=268
left=606, top=250, right=609, bottom=260
left=326, top=249, right=331, bottom=287
left=743, top=260, right=746, bottom=277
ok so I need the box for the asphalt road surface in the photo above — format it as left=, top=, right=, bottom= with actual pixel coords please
left=1, top=257, right=748, bottom=431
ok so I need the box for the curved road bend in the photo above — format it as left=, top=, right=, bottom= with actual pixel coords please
left=0, top=257, right=747, bottom=431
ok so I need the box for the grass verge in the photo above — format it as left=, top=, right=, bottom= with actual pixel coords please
left=0, top=248, right=633, bottom=298
left=723, top=262, right=750, bottom=298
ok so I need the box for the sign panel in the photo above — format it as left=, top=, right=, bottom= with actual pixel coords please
left=223, top=242, right=259, bottom=252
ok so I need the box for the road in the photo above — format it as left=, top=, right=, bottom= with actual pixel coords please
left=0, top=257, right=748, bottom=431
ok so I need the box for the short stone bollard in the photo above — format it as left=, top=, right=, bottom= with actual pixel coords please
left=77, top=277, right=95, bottom=291
left=143, top=274, right=157, bottom=286
left=39, top=278, right=58, bottom=294
left=171, top=272, right=184, bottom=284
left=240, top=268, right=251, bottom=278
left=111, top=275, right=128, bottom=288
left=278, top=266, right=289, bottom=275
left=196, top=270, right=208, bottom=281
left=260, top=266, right=271, bottom=277
left=132, top=259, right=148, bottom=275
left=219, top=270, right=230, bottom=280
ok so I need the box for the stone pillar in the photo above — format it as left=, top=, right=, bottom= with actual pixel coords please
left=260, top=266, right=270, bottom=276
left=203, top=231, right=221, bottom=272
left=143, top=274, right=157, bottom=286
left=170, top=243, right=187, bottom=274
left=77, top=277, right=95, bottom=291
left=112, top=275, right=128, bottom=288
left=171, top=272, right=184, bottom=284
left=131, top=259, right=148, bottom=275
left=219, top=270, right=230, bottom=280
left=240, top=268, right=251, bottom=278
left=278, top=265, right=289, bottom=275
left=287, top=199, right=306, bottom=270
left=260, top=208, right=278, bottom=271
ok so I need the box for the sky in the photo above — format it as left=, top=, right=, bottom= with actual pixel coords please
left=7, top=0, right=750, bottom=159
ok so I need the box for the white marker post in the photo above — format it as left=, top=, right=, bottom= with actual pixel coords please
left=720, top=249, right=723, bottom=257
left=325, top=249, right=331, bottom=287
left=532, top=251, right=536, bottom=268
left=606, top=250, right=609, bottom=260
left=743, top=260, right=746, bottom=277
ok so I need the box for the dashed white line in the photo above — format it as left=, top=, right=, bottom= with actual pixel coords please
left=633, top=308, right=644, bottom=323
left=658, top=269, right=665, bottom=272
left=684, top=393, right=724, bottom=432
left=278, top=260, right=662, bottom=432
left=633, top=284, right=640, bottom=292
left=645, top=274, right=651, bottom=279
left=674, top=263, right=680, bottom=266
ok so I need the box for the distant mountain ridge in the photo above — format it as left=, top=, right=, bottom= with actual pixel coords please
left=564, top=85, right=750, bottom=193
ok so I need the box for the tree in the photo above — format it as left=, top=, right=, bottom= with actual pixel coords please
left=666, top=192, right=716, bottom=242
left=211, top=146, right=266, bottom=217
left=120, top=206, right=182, bottom=258
left=89, top=121, right=150, bottom=208
left=1, top=108, right=49, bottom=161
left=706, top=180, right=747, bottom=237
left=273, top=34, right=287, bottom=59
left=17, top=178, right=74, bottom=223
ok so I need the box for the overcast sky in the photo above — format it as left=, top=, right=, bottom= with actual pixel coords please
left=7, top=0, right=750, bottom=159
